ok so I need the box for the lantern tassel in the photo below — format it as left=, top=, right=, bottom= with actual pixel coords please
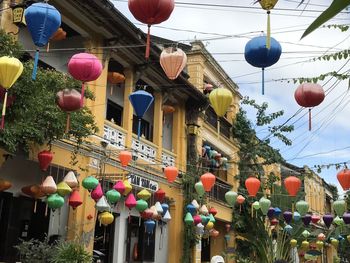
left=34, top=200, right=37, bottom=213
left=32, top=49, right=40, bottom=80
left=1, top=90, right=8, bottom=129
left=292, top=201, right=294, bottom=215
left=308, top=108, right=312, bottom=131
left=46, top=42, right=50, bottom=53
left=65, top=113, right=70, bottom=133
left=262, top=68, right=265, bottom=95
left=217, top=118, right=220, bottom=138
left=80, top=82, right=85, bottom=107
left=137, top=118, right=141, bottom=141
left=145, top=25, right=151, bottom=59
left=266, top=11, right=271, bottom=49
left=251, top=203, right=253, bottom=219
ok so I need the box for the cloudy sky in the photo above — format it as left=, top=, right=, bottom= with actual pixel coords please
left=112, top=0, right=350, bottom=194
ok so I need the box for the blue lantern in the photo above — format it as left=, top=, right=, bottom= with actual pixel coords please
left=293, top=211, right=301, bottom=221
left=24, top=3, right=61, bottom=80
left=129, top=90, right=154, bottom=140
left=144, top=219, right=156, bottom=234
left=244, top=36, right=282, bottom=95
left=274, top=207, right=282, bottom=217
left=284, top=224, right=293, bottom=234
left=161, top=203, right=169, bottom=216
left=186, top=204, right=197, bottom=216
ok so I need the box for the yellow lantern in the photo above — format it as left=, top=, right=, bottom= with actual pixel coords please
left=316, top=241, right=324, bottom=250
left=56, top=181, right=72, bottom=197
left=205, top=221, right=214, bottom=230
left=137, top=189, right=151, bottom=201
left=0, top=56, right=23, bottom=129
left=347, top=235, right=350, bottom=243
left=208, top=88, right=233, bottom=137
left=123, top=179, right=132, bottom=196
left=331, top=238, right=339, bottom=248
left=99, top=211, right=114, bottom=226
left=290, top=239, right=297, bottom=248
left=259, top=0, right=279, bottom=49
left=301, top=240, right=309, bottom=249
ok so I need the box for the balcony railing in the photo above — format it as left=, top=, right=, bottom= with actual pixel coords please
left=162, top=149, right=176, bottom=167
left=205, top=107, right=232, bottom=139
left=132, top=135, right=158, bottom=164
left=103, top=120, right=126, bottom=149
left=209, top=180, right=232, bottom=204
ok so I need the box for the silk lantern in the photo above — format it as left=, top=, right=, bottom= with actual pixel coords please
left=290, top=239, right=297, bottom=248
left=186, top=204, right=196, bottom=216
left=164, top=166, right=178, bottom=183
left=160, top=47, right=187, bottom=80
left=245, top=177, right=261, bottom=197
left=113, top=180, right=126, bottom=194
left=145, top=219, right=156, bottom=234
left=22, top=184, right=45, bottom=212
left=56, top=182, right=72, bottom=197
left=237, top=195, right=245, bottom=212
left=208, top=88, right=233, bottom=136
left=193, top=215, right=202, bottom=226
left=283, top=211, right=293, bottom=224
left=293, top=212, right=301, bottom=221
left=184, top=212, right=194, bottom=225
left=296, top=200, right=309, bottom=216
left=209, top=207, right=217, bottom=217
left=258, top=0, right=278, bottom=48
left=108, top=72, right=125, bottom=95
left=259, top=197, right=271, bottom=216
left=128, top=0, right=174, bottom=59
left=137, top=189, right=151, bottom=201
left=270, top=218, right=278, bottom=226
left=337, top=169, right=350, bottom=191
left=99, top=211, right=114, bottom=226
left=200, top=204, right=209, bottom=215
left=129, top=90, right=154, bottom=140
left=63, top=171, right=78, bottom=189
left=96, top=196, right=111, bottom=212
left=191, top=200, right=199, bottom=210
left=24, top=3, right=61, bottom=80
left=68, top=53, right=102, bottom=106
left=302, top=214, right=312, bottom=226
left=284, top=175, right=301, bottom=212
left=0, top=56, right=23, bottom=129
left=119, top=151, right=132, bottom=167
left=195, top=181, right=205, bottom=197
left=302, top=230, right=310, bottom=239
left=136, top=199, right=148, bottom=212
left=201, top=172, right=216, bottom=192
left=333, top=199, right=346, bottom=216
left=162, top=210, right=171, bottom=223
left=91, top=183, right=103, bottom=201
left=82, top=176, right=99, bottom=192
left=41, top=176, right=57, bottom=195
left=47, top=193, right=64, bottom=210
left=267, top=207, right=275, bottom=219
left=317, top=233, right=326, bottom=241
left=311, top=214, right=320, bottom=224
left=125, top=193, right=137, bottom=212
left=284, top=224, right=293, bottom=234
left=124, top=180, right=133, bottom=196
left=294, top=83, right=325, bottom=130
left=106, top=189, right=121, bottom=205
left=155, top=188, right=166, bottom=202
left=47, top=28, right=66, bottom=52
left=244, top=36, right=281, bottom=94
left=343, top=212, right=350, bottom=224
left=0, top=178, right=11, bottom=191
left=56, top=89, right=82, bottom=133
left=323, top=214, right=333, bottom=228
left=38, top=150, right=53, bottom=172
left=225, top=191, right=238, bottom=207
left=274, top=207, right=281, bottom=217
left=334, top=216, right=344, bottom=226
left=69, top=190, right=83, bottom=209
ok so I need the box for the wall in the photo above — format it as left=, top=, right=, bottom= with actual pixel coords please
left=162, top=113, right=173, bottom=151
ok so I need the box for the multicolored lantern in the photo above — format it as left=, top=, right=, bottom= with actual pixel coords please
left=0, top=56, right=23, bottom=128
left=69, top=190, right=83, bottom=209
left=160, top=47, right=187, bottom=80
left=24, top=3, right=61, bottom=80
left=337, top=169, right=350, bottom=191
left=200, top=172, right=216, bottom=192
left=245, top=177, right=261, bottom=197
left=68, top=53, right=102, bottom=106
left=294, top=83, right=325, bottom=130
left=164, top=166, right=178, bottom=183
left=119, top=151, right=132, bottom=167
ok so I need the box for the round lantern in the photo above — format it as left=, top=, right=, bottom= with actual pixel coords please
left=0, top=56, right=23, bottom=128
left=302, top=214, right=312, bottom=226
left=128, top=0, right=174, bottom=59
left=107, top=72, right=125, bottom=84
left=56, top=182, right=72, bottom=197
left=119, top=151, right=132, bottom=167
left=296, top=200, right=309, bottom=216
left=244, top=36, right=282, bottom=94
left=0, top=178, right=12, bottom=192
left=135, top=199, right=148, bottom=212
left=200, top=172, right=216, bottom=192
left=106, top=189, right=121, bottom=205
left=195, top=182, right=205, bottom=197
left=225, top=191, right=238, bottom=207
left=259, top=197, right=271, bottom=216
left=56, top=89, right=82, bottom=133
left=99, top=211, right=114, bottom=226
left=129, top=90, right=154, bottom=140
left=164, top=166, right=178, bottom=183
left=69, top=190, right=83, bottom=209
left=343, top=212, right=350, bottom=224
left=290, top=239, right=297, bottom=248
left=155, top=188, right=166, bottom=202
left=37, top=150, right=53, bottom=172
left=294, top=83, right=325, bottom=130
left=82, top=176, right=99, bottom=192
left=47, top=193, right=64, bottom=210
left=68, top=53, right=102, bottom=106
left=337, top=169, right=350, bottom=191
left=24, top=3, right=61, bottom=80
left=284, top=176, right=301, bottom=197
left=245, top=177, right=261, bottom=197
left=160, top=47, right=187, bottom=80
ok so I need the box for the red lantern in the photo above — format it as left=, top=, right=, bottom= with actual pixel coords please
left=237, top=195, right=245, bottom=204
left=160, top=47, right=187, bottom=80
left=0, top=178, right=11, bottom=191
left=245, top=177, right=261, bottom=197
left=164, top=166, right=178, bottom=183
left=155, top=188, right=166, bottom=202
left=294, top=83, right=325, bottom=130
left=141, top=208, right=153, bottom=219
left=311, top=214, right=320, bottom=224
left=56, top=89, right=82, bottom=133
left=337, top=169, right=350, bottom=191
left=69, top=190, right=82, bottom=209
left=200, top=172, right=216, bottom=192
left=128, top=0, right=174, bottom=59
left=209, top=207, right=217, bottom=217
left=119, top=151, right=132, bottom=167
left=270, top=218, right=279, bottom=226
left=284, top=176, right=301, bottom=197
left=38, top=150, right=53, bottom=172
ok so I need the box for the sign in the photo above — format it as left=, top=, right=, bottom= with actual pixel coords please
left=128, top=174, right=159, bottom=192
left=12, top=6, right=26, bottom=26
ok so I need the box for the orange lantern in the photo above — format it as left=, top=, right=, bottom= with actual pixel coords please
left=164, top=166, right=178, bottom=183
left=119, top=151, right=132, bottom=167
left=50, top=28, right=66, bottom=41
left=160, top=47, right=187, bottom=80
left=0, top=178, right=11, bottom=191
left=210, top=229, right=220, bottom=238
left=201, top=172, right=216, bottom=192
left=162, top=104, right=175, bottom=114
left=107, top=72, right=125, bottom=84
left=337, top=169, right=350, bottom=191
left=284, top=176, right=301, bottom=197
left=21, top=184, right=45, bottom=213
left=237, top=194, right=245, bottom=213
left=69, top=190, right=83, bottom=209
left=245, top=177, right=261, bottom=197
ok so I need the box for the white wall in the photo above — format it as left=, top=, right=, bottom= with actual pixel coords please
left=162, top=113, right=173, bottom=151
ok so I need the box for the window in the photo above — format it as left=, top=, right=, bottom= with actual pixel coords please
left=106, top=100, right=123, bottom=126
left=132, top=117, right=153, bottom=141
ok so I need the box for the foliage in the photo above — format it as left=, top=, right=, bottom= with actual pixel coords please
left=50, top=240, right=93, bottom=263
left=14, top=236, right=53, bottom=263
left=0, top=30, right=97, bottom=153
left=327, top=183, right=339, bottom=200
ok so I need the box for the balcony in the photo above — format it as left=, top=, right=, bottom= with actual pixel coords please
left=205, top=107, right=232, bottom=139
left=162, top=149, right=176, bottom=167
left=132, top=135, right=158, bottom=164
left=209, top=179, right=232, bottom=204
left=103, top=120, right=126, bottom=149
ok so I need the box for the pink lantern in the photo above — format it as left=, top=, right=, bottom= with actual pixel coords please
left=160, top=47, right=187, bottom=80
left=113, top=180, right=126, bottom=194
left=68, top=53, right=103, bottom=107
left=91, top=183, right=103, bottom=201
left=125, top=193, right=137, bottom=210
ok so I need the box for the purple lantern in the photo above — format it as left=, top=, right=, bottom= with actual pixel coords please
left=343, top=212, right=350, bottom=225
left=267, top=207, right=275, bottom=219
left=283, top=211, right=293, bottom=224
left=302, top=214, right=312, bottom=226
left=129, top=90, right=154, bottom=140
left=323, top=214, right=334, bottom=228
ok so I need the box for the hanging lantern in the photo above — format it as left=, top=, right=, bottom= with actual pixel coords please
left=128, top=0, right=174, bottom=59
left=164, top=166, right=178, bottom=183
left=311, top=214, right=320, bottom=224
left=91, top=183, right=103, bottom=201
left=129, top=90, right=154, bottom=140
left=144, top=219, right=156, bottom=234
left=56, top=182, right=72, bottom=197
left=0, top=178, right=12, bottom=191
left=24, top=3, right=61, bottom=80
left=50, top=28, right=66, bottom=41
left=69, top=190, right=83, bottom=209
left=205, top=221, right=214, bottom=230
left=294, top=83, right=325, bottom=130
left=162, top=210, right=171, bottom=223
left=210, top=229, right=220, bottom=238
left=150, top=205, right=159, bottom=220
left=160, top=47, right=187, bottom=80
left=208, top=214, right=216, bottom=224
left=200, top=204, right=209, bottom=215
left=113, top=180, right=126, bottom=194
left=302, top=214, right=312, bottom=226
left=274, top=207, right=281, bottom=217
left=317, top=233, right=326, bottom=241
left=195, top=182, right=205, bottom=197
left=333, top=199, right=346, bottom=216
left=108, top=72, right=125, bottom=84
left=135, top=199, right=148, bottom=212
left=125, top=193, right=137, bottom=210
left=258, top=0, right=279, bottom=49
left=184, top=212, right=194, bottom=225
left=96, top=196, right=111, bottom=212
left=119, top=151, right=132, bottom=167
left=201, top=215, right=209, bottom=226
left=56, top=89, right=82, bottom=133
left=237, top=195, right=246, bottom=212
left=337, top=169, right=350, bottom=191
left=106, top=189, right=121, bottom=205
left=41, top=176, right=57, bottom=195
left=193, top=215, right=202, bottom=226
left=296, top=200, right=309, bottom=216
left=331, top=238, right=339, bottom=248
left=270, top=218, right=278, bottom=226
left=293, top=211, right=301, bottom=221
left=284, top=176, right=301, bottom=197
left=141, top=208, right=153, bottom=220
left=290, top=239, right=297, bottom=248
left=301, top=240, right=310, bottom=249
left=200, top=172, right=216, bottom=192
left=225, top=224, right=231, bottom=233
left=37, top=150, right=53, bottom=172
left=47, top=193, right=64, bottom=210
left=245, top=177, right=261, bottom=197
left=267, top=207, right=275, bottom=219
left=316, top=241, right=324, bottom=250
left=161, top=203, right=169, bottom=216
left=259, top=197, right=271, bottom=216
left=283, top=211, right=293, bottom=224
left=204, top=83, right=213, bottom=95
left=196, top=223, right=204, bottom=235
left=323, top=214, right=333, bottom=228
left=0, top=56, right=23, bottom=129
left=137, top=189, right=151, bottom=201
left=225, top=191, right=238, bottom=207
left=186, top=204, right=197, bottom=216
left=191, top=199, right=199, bottom=210
left=68, top=53, right=102, bottom=107
left=63, top=171, right=78, bottom=189
left=22, top=184, right=45, bottom=199
left=284, top=224, right=293, bottom=234
left=209, top=207, right=217, bottom=217
left=155, top=201, right=163, bottom=215
left=99, top=211, right=114, bottom=226
left=208, top=88, right=233, bottom=136
left=244, top=36, right=282, bottom=94
left=162, top=104, right=175, bottom=114
left=82, top=176, right=99, bottom=192
left=334, top=216, right=344, bottom=226
left=155, top=189, right=166, bottom=202
left=252, top=201, right=260, bottom=216
left=343, top=212, right=350, bottom=224
left=123, top=180, right=132, bottom=195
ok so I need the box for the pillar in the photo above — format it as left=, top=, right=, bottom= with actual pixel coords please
left=153, top=92, right=163, bottom=161
left=122, top=68, right=134, bottom=149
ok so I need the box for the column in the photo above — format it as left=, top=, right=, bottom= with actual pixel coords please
left=153, top=92, right=163, bottom=161
left=122, top=68, right=134, bottom=149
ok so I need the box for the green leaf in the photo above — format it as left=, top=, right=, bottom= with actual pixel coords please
left=301, top=0, right=350, bottom=39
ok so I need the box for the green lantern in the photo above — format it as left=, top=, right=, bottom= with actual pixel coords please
left=106, top=189, right=121, bottom=205
left=225, top=191, right=238, bottom=207
left=209, top=213, right=216, bottom=223
left=252, top=201, right=260, bottom=210
left=302, top=230, right=310, bottom=238
left=296, top=200, right=309, bottom=216
left=259, top=197, right=271, bottom=216
left=334, top=216, right=344, bottom=226
left=136, top=199, right=148, bottom=212
left=195, top=182, right=205, bottom=197
left=47, top=193, right=65, bottom=210
left=333, top=200, right=346, bottom=216
left=185, top=212, right=194, bottom=225
left=82, top=176, right=99, bottom=191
